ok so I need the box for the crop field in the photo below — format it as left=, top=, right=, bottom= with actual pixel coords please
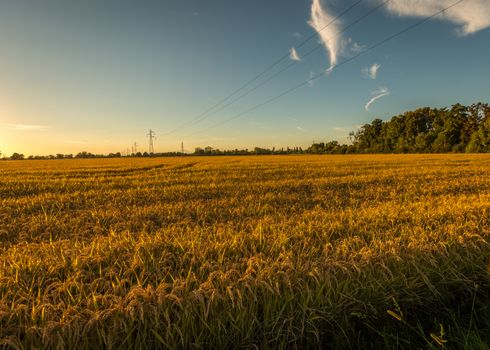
left=0, top=154, right=489, bottom=349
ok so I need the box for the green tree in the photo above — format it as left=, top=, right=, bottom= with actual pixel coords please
left=466, top=118, right=490, bottom=152
left=10, top=152, right=24, bottom=160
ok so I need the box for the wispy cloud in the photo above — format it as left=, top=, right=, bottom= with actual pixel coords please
left=6, top=124, right=49, bottom=131
left=362, top=63, right=381, bottom=79
left=288, top=117, right=300, bottom=122
left=332, top=127, right=347, bottom=132
left=342, top=37, right=365, bottom=56
left=365, top=87, right=390, bottom=112
left=383, top=0, right=490, bottom=35
left=309, top=0, right=342, bottom=73
left=293, top=32, right=302, bottom=39
left=289, top=47, right=302, bottom=62
left=305, top=0, right=487, bottom=77
left=349, top=41, right=365, bottom=54
left=296, top=126, right=308, bottom=133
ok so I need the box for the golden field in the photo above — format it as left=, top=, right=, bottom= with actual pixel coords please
left=0, top=155, right=489, bottom=349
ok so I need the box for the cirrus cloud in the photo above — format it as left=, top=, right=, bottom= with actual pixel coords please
left=365, top=87, right=390, bottom=112
left=383, top=0, right=490, bottom=35
left=307, top=0, right=489, bottom=76
left=362, top=63, right=381, bottom=79
left=309, top=0, right=342, bottom=73
left=289, top=47, right=302, bottom=62
left=6, top=124, right=49, bottom=131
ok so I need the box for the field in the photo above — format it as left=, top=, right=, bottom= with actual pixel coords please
left=0, top=154, right=489, bottom=349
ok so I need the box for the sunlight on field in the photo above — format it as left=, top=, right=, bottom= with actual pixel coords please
left=0, top=155, right=489, bottom=349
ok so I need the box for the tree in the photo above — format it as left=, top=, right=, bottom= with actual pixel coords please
left=466, top=118, right=490, bottom=153
left=347, top=102, right=488, bottom=154
left=10, top=153, right=24, bottom=160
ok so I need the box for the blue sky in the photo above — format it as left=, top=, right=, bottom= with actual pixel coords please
left=0, top=0, right=489, bottom=155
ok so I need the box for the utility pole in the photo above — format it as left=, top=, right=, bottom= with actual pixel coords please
left=132, top=142, right=138, bottom=155
left=147, top=129, right=156, bottom=154
left=181, top=141, right=184, bottom=154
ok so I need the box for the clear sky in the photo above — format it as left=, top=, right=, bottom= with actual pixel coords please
left=0, top=0, right=489, bottom=156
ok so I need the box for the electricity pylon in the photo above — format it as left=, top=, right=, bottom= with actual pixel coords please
left=147, top=129, right=156, bottom=154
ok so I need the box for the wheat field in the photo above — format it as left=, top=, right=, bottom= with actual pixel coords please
left=0, top=155, right=489, bottom=349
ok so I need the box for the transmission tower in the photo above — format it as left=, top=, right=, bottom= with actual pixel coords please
left=147, top=129, right=156, bottom=154
left=181, top=141, right=184, bottom=154
left=133, top=142, right=138, bottom=155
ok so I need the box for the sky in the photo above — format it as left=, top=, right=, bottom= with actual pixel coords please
left=0, top=0, right=489, bottom=156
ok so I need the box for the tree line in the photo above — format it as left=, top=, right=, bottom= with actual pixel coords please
left=309, top=102, right=490, bottom=154
left=2, top=102, right=489, bottom=159
left=1, top=151, right=185, bottom=160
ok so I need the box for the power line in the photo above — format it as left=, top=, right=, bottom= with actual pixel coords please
left=185, top=0, right=466, bottom=137
left=182, top=0, right=391, bottom=129
left=162, top=0, right=364, bottom=136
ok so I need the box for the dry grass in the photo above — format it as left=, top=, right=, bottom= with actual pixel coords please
left=0, top=154, right=489, bottom=349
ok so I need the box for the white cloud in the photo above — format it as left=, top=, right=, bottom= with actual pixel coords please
left=382, top=0, right=490, bottom=35
left=365, top=87, right=390, bottom=112
left=342, top=38, right=365, bottom=56
left=289, top=47, right=302, bottom=62
left=332, top=127, right=347, bottom=132
left=6, top=124, right=49, bottom=131
left=362, top=63, right=381, bottom=79
left=349, top=41, right=365, bottom=54
left=296, top=126, right=308, bottom=133
left=304, top=0, right=487, bottom=79
left=309, top=0, right=342, bottom=72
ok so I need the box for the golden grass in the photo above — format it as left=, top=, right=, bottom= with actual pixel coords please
left=0, top=154, right=489, bottom=349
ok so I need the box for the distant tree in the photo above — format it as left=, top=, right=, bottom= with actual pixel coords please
left=466, top=118, right=490, bottom=153
left=254, top=147, right=273, bottom=155
left=10, top=152, right=24, bottom=160
left=75, top=151, right=96, bottom=158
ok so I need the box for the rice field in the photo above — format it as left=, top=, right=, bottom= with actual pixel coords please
left=0, top=154, right=489, bottom=349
